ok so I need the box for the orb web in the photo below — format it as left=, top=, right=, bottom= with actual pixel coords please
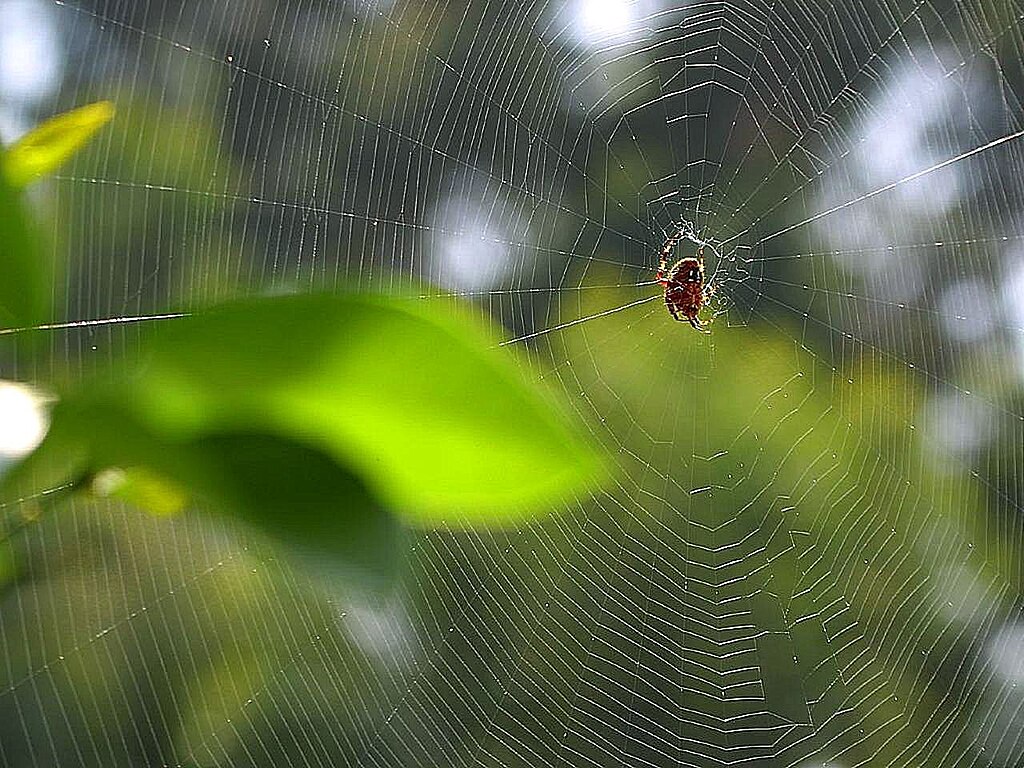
left=2, top=1, right=1024, bottom=766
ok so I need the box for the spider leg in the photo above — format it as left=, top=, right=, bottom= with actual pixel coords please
left=688, top=314, right=711, bottom=334
left=665, top=299, right=680, bottom=322
left=656, top=253, right=670, bottom=284
left=656, top=225, right=687, bottom=283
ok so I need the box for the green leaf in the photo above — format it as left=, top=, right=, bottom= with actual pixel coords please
left=28, top=393, right=400, bottom=589
left=0, top=543, right=16, bottom=590
left=3, top=101, right=115, bottom=187
left=0, top=102, right=114, bottom=331
left=183, top=432, right=401, bottom=588
left=1, top=290, right=602, bottom=589
left=127, top=292, right=604, bottom=525
left=7, top=292, right=603, bottom=525
left=0, top=155, right=48, bottom=330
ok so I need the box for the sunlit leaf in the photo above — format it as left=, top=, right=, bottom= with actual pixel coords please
left=126, top=292, right=604, bottom=525
left=3, top=101, right=115, bottom=187
left=4, top=292, right=603, bottom=531
left=0, top=158, right=48, bottom=330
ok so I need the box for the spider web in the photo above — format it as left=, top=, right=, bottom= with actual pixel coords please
left=2, top=0, right=1024, bottom=766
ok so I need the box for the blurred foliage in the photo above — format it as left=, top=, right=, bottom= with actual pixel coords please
left=94, top=466, right=190, bottom=517
left=0, top=153, right=47, bottom=330
left=1, top=95, right=604, bottom=595
left=518, top=268, right=1011, bottom=765
left=0, top=100, right=113, bottom=332
left=3, top=101, right=114, bottom=188
left=0, top=87, right=606, bottom=762
left=0, top=100, right=113, bottom=339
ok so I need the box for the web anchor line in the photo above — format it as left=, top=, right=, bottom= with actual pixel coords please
left=745, top=128, right=1024, bottom=245
left=499, top=296, right=660, bottom=347
left=0, top=312, right=190, bottom=336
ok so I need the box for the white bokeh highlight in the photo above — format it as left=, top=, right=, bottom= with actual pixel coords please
left=1003, top=250, right=1024, bottom=378
left=923, top=390, right=993, bottom=461
left=573, top=0, right=638, bottom=43
left=940, top=278, right=996, bottom=343
left=0, top=0, right=63, bottom=140
left=819, top=53, right=974, bottom=304
left=429, top=177, right=532, bottom=293
left=0, top=380, right=50, bottom=463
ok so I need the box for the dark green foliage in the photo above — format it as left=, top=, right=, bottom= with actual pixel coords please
left=0, top=160, right=48, bottom=331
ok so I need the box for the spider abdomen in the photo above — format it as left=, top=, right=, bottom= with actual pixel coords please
left=667, top=282, right=702, bottom=315
left=661, top=256, right=705, bottom=329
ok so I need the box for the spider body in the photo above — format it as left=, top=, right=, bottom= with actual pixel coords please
left=658, top=256, right=705, bottom=331
left=656, top=227, right=709, bottom=331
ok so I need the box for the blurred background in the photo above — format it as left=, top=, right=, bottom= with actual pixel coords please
left=1, top=0, right=1024, bottom=765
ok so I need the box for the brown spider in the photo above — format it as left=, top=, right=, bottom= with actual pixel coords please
left=656, top=229, right=710, bottom=332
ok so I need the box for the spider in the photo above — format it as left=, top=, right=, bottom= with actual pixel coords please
left=656, top=228, right=710, bottom=332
